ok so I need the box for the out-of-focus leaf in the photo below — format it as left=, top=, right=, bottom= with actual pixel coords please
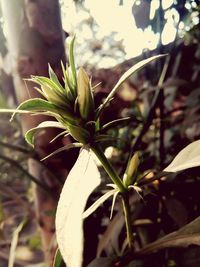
left=25, top=121, right=66, bottom=146
left=55, top=148, right=101, bottom=267
left=137, top=216, right=200, bottom=255
left=164, top=140, right=200, bottom=172
left=97, top=54, right=166, bottom=117
left=82, top=189, right=117, bottom=219
left=8, top=219, right=25, bottom=267
left=87, top=257, right=117, bottom=267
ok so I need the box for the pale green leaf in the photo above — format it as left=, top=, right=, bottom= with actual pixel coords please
left=164, top=140, right=200, bottom=172
left=83, top=189, right=118, bottom=219
left=97, top=54, right=166, bottom=117
left=55, top=148, right=101, bottom=267
left=0, top=109, right=31, bottom=114
left=25, top=121, right=66, bottom=146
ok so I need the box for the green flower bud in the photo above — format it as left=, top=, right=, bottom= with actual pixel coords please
left=77, top=67, right=94, bottom=120
left=123, top=152, right=139, bottom=187
left=41, top=85, right=68, bottom=107
left=67, top=123, right=90, bottom=144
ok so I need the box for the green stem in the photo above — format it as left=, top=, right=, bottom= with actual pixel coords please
left=91, top=145, right=126, bottom=193
left=122, top=194, right=134, bottom=250
left=91, top=144, right=134, bottom=250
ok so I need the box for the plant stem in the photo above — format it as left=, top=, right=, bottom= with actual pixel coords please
left=91, top=145, right=134, bottom=249
left=122, top=194, right=134, bottom=250
left=91, top=145, right=126, bottom=193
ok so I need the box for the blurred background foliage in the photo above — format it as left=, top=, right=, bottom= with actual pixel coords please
left=0, top=0, right=200, bottom=266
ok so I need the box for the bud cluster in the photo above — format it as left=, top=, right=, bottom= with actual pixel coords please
left=30, top=37, right=96, bottom=145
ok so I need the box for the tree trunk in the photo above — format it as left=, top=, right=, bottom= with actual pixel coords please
left=0, top=1, right=75, bottom=265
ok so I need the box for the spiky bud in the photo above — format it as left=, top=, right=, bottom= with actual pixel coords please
left=77, top=67, right=94, bottom=120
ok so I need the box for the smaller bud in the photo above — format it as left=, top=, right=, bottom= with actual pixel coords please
left=123, top=152, right=139, bottom=187
left=77, top=67, right=94, bottom=120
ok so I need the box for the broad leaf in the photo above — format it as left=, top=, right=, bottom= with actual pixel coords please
left=83, top=188, right=118, bottom=219
left=164, top=140, right=200, bottom=172
left=137, top=216, right=200, bottom=255
left=25, top=121, right=66, bottom=146
left=97, top=54, right=166, bottom=117
left=55, top=148, right=101, bottom=267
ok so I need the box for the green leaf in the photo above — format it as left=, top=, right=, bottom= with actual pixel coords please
left=164, top=140, right=200, bottom=172
left=53, top=248, right=64, bottom=267
left=96, top=54, right=166, bottom=118
left=41, top=142, right=82, bottom=161
left=32, top=75, right=64, bottom=94
left=25, top=121, right=66, bottom=146
left=83, top=189, right=118, bottom=219
left=55, top=148, right=101, bottom=267
left=48, top=64, right=64, bottom=92
left=11, top=98, right=60, bottom=121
